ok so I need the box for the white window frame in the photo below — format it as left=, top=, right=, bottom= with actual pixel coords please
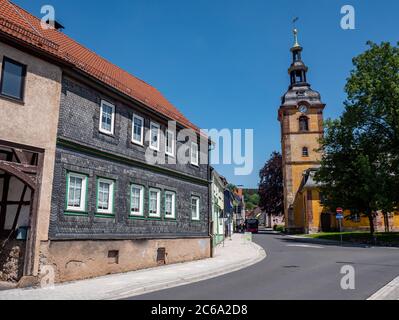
left=149, top=188, right=161, bottom=218
left=191, top=196, right=200, bottom=221
left=96, top=178, right=114, bottom=215
left=149, top=121, right=160, bottom=151
left=132, top=114, right=144, bottom=145
left=164, top=191, right=176, bottom=219
left=165, top=129, right=175, bottom=157
left=190, top=142, right=199, bottom=166
left=130, top=184, right=145, bottom=217
left=66, top=172, right=88, bottom=212
left=99, top=100, right=115, bottom=135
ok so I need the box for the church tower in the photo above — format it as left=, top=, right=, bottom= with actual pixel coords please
left=278, top=29, right=325, bottom=233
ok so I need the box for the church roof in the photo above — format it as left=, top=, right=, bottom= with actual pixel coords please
left=281, top=85, right=323, bottom=107
left=300, top=167, right=322, bottom=191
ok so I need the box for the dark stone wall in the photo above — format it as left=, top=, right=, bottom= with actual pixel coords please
left=57, top=76, right=209, bottom=180
left=49, top=146, right=209, bottom=240
left=50, top=75, right=210, bottom=240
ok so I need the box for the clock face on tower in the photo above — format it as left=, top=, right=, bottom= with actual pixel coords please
left=298, top=105, right=308, bottom=114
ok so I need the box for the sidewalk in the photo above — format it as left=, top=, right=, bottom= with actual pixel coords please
left=368, top=277, right=399, bottom=300
left=0, top=234, right=266, bottom=300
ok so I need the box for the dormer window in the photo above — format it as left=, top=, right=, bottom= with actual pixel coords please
left=299, top=116, right=309, bottom=132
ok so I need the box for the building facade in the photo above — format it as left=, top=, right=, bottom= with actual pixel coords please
left=279, top=29, right=399, bottom=234
left=278, top=29, right=325, bottom=234
left=0, top=39, right=62, bottom=284
left=211, top=168, right=225, bottom=247
left=0, top=0, right=211, bottom=285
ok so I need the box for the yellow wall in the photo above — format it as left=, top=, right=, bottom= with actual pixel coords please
left=394, top=213, right=399, bottom=230
left=310, top=190, right=322, bottom=230
left=306, top=192, right=399, bottom=232
left=293, top=192, right=305, bottom=228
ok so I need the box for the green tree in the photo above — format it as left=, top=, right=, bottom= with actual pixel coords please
left=316, top=42, right=399, bottom=235
left=243, top=191, right=260, bottom=211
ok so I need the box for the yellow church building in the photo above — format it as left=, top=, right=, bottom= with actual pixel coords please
left=278, top=30, right=399, bottom=234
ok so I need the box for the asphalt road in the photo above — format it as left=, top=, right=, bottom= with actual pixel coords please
left=129, top=232, right=399, bottom=300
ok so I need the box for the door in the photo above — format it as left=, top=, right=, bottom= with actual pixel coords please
left=321, top=213, right=332, bottom=232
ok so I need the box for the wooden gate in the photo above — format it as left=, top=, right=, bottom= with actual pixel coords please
left=0, top=140, right=43, bottom=280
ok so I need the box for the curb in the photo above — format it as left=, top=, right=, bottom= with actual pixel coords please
left=368, top=276, right=399, bottom=300
left=107, top=241, right=267, bottom=300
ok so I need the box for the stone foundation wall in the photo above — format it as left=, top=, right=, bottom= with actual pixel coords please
left=0, top=239, right=25, bottom=283
left=39, top=237, right=211, bottom=283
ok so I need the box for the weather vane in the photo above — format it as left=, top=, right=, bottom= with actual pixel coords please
left=292, top=17, right=300, bottom=47
left=293, top=17, right=299, bottom=28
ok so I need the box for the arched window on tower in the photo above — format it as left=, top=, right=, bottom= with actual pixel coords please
left=302, top=147, right=309, bottom=157
left=299, top=116, right=309, bottom=132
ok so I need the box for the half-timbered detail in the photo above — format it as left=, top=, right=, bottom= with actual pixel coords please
left=0, top=142, right=44, bottom=282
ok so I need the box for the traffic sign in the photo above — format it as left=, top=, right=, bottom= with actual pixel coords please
left=336, top=214, right=344, bottom=220
left=336, top=208, right=344, bottom=214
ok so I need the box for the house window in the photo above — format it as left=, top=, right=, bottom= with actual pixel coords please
left=299, top=116, right=309, bottom=132
left=150, top=122, right=160, bottom=151
left=302, top=147, right=309, bottom=157
left=130, top=184, right=144, bottom=216
left=132, top=114, right=144, bottom=145
left=165, top=191, right=176, bottom=219
left=191, top=196, right=200, bottom=221
left=66, top=172, right=88, bottom=212
left=0, top=57, right=27, bottom=101
left=149, top=188, right=161, bottom=218
left=165, top=130, right=175, bottom=157
left=96, top=178, right=114, bottom=215
left=99, top=100, right=115, bottom=135
left=191, top=142, right=199, bottom=166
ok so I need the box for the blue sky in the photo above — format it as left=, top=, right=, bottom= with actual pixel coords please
left=13, top=0, right=399, bottom=188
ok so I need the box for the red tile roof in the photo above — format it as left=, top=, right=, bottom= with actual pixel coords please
left=0, top=0, right=201, bottom=134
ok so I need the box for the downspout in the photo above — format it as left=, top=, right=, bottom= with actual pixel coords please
left=208, top=140, right=214, bottom=258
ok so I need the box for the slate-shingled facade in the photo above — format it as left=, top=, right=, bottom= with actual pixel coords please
left=0, top=0, right=211, bottom=283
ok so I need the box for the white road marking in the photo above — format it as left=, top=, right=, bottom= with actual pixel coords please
left=287, top=244, right=324, bottom=249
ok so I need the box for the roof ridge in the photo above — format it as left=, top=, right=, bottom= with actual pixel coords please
left=7, top=0, right=155, bottom=89
left=2, top=0, right=202, bottom=134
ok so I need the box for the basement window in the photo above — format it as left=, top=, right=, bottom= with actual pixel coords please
left=0, top=57, right=27, bottom=101
left=108, top=250, right=119, bottom=264
left=157, top=247, right=166, bottom=265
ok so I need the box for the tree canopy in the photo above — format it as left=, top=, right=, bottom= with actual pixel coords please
left=258, top=152, right=283, bottom=216
left=315, top=42, right=399, bottom=234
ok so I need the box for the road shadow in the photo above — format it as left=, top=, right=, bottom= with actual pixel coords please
left=255, top=231, right=376, bottom=249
